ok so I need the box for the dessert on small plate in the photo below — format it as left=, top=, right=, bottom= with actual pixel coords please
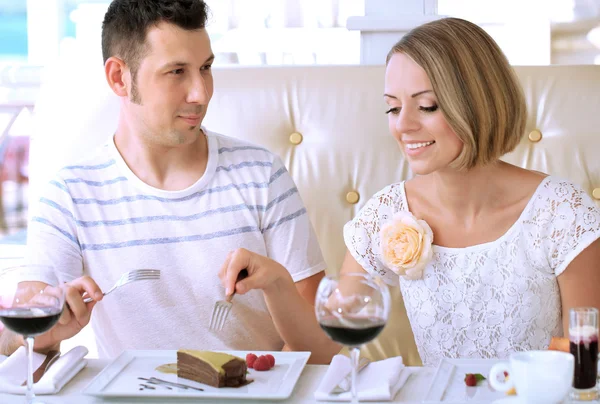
left=177, top=349, right=251, bottom=388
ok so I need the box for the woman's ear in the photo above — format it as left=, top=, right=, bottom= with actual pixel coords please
left=104, top=56, right=129, bottom=97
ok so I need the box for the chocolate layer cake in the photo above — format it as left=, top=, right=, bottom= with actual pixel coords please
left=177, top=350, right=249, bottom=388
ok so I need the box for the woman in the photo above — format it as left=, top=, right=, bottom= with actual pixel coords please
left=219, top=18, right=600, bottom=366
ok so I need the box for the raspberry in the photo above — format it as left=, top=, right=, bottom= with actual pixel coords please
left=503, top=371, right=509, bottom=378
left=246, top=353, right=257, bottom=369
left=253, top=355, right=271, bottom=371
left=265, top=354, right=275, bottom=368
left=465, top=374, right=477, bottom=387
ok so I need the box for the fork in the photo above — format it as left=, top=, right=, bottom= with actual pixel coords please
left=208, top=269, right=248, bottom=331
left=82, top=269, right=160, bottom=303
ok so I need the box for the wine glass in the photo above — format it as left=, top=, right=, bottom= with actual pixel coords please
left=0, top=265, right=65, bottom=403
left=315, top=272, right=391, bottom=403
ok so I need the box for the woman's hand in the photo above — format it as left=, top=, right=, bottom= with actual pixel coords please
left=219, top=248, right=294, bottom=297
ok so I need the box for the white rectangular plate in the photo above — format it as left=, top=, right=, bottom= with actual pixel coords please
left=423, top=358, right=509, bottom=403
left=82, top=349, right=311, bottom=400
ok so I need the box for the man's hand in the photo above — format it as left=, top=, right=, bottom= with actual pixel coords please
left=32, top=276, right=103, bottom=352
left=219, top=248, right=294, bottom=297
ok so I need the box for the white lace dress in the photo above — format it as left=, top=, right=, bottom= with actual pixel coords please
left=343, top=176, right=600, bottom=367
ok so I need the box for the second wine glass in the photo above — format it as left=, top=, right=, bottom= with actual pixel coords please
left=315, top=272, right=391, bottom=403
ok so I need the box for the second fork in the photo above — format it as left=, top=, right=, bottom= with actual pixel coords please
left=208, top=269, right=248, bottom=331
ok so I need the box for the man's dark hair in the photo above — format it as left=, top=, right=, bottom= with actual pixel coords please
left=101, top=0, right=209, bottom=71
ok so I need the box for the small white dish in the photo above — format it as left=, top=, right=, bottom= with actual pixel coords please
left=423, top=358, right=506, bottom=403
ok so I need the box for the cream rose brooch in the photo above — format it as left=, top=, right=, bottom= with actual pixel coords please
left=380, top=212, right=434, bottom=280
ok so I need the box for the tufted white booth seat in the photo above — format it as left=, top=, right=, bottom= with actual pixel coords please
left=28, top=64, right=600, bottom=365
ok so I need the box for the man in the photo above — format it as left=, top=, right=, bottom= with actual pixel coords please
left=0, top=0, right=325, bottom=358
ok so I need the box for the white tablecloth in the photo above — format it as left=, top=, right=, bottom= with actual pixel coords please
left=0, top=359, right=436, bottom=403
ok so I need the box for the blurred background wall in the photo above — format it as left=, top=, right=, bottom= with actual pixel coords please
left=0, top=0, right=599, bottom=246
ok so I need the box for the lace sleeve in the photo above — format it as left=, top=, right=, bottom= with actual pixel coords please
left=533, top=179, right=600, bottom=276
left=343, top=184, right=404, bottom=285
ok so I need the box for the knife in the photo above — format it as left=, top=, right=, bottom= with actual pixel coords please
left=329, top=357, right=371, bottom=395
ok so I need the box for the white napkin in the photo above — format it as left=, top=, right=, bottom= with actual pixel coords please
left=314, top=355, right=408, bottom=402
left=0, top=346, right=88, bottom=395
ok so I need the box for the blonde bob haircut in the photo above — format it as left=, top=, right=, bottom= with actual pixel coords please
left=386, top=18, right=527, bottom=170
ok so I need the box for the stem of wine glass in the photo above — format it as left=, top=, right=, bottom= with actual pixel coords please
left=350, top=346, right=360, bottom=403
left=26, top=336, right=35, bottom=403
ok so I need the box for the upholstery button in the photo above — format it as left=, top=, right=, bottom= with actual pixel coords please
left=346, top=191, right=360, bottom=204
left=289, top=132, right=303, bottom=145
left=528, top=129, right=542, bottom=142
left=593, top=188, right=600, bottom=200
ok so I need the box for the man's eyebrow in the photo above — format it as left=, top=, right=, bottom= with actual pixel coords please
left=383, top=90, right=433, bottom=99
left=159, top=54, right=215, bottom=70
left=160, top=61, right=188, bottom=70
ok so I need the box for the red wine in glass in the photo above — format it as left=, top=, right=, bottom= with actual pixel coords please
left=0, top=307, right=63, bottom=337
left=0, top=265, right=66, bottom=404
left=315, top=272, right=390, bottom=403
left=319, top=315, right=386, bottom=346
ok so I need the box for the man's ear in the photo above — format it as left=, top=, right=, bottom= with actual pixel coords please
left=105, top=56, right=130, bottom=97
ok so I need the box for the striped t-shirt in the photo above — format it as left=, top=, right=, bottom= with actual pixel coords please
left=26, top=130, right=326, bottom=358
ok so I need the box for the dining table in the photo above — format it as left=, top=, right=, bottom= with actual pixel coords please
left=0, top=359, right=439, bottom=404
